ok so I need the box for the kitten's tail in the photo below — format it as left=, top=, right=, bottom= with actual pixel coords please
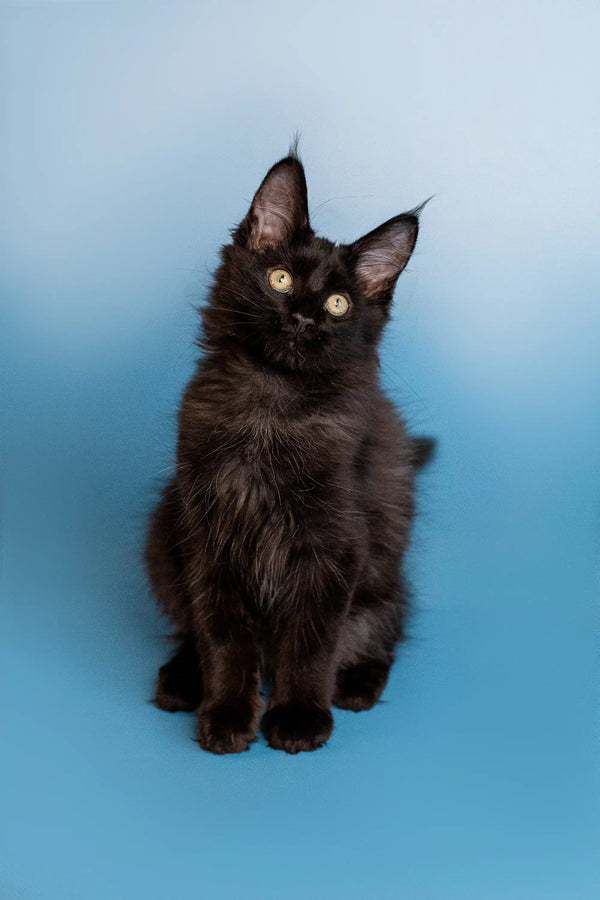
left=411, top=436, right=436, bottom=470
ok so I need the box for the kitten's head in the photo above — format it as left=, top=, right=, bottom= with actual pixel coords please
left=202, top=152, right=422, bottom=374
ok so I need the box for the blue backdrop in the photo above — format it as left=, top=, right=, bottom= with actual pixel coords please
left=1, top=2, right=598, bottom=898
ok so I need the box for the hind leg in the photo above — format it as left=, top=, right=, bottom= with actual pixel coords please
left=334, top=657, right=392, bottom=711
left=145, top=480, right=202, bottom=711
left=333, top=579, right=407, bottom=712
left=154, top=639, right=203, bottom=712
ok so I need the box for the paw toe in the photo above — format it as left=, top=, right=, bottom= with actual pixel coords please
left=197, top=703, right=259, bottom=755
left=262, top=705, right=333, bottom=754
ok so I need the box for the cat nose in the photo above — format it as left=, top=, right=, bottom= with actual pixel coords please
left=292, top=312, right=315, bottom=331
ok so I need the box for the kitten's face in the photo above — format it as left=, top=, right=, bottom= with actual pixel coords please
left=202, top=154, right=420, bottom=375
left=211, top=238, right=383, bottom=374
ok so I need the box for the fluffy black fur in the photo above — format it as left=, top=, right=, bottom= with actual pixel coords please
left=145, top=150, right=433, bottom=754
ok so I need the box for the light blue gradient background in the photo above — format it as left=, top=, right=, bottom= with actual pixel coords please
left=1, top=2, right=598, bottom=898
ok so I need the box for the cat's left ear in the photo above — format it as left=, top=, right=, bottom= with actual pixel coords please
left=350, top=210, right=421, bottom=301
left=238, top=155, right=310, bottom=252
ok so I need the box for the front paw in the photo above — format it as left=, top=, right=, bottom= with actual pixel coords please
left=197, top=701, right=259, bottom=755
left=261, top=704, right=333, bottom=754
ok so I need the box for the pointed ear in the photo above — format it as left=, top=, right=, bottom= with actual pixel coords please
left=350, top=212, right=419, bottom=300
left=238, top=155, right=310, bottom=252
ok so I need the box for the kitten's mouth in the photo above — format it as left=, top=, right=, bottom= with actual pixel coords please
left=288, top=340, right=306, bottom=362
left=264, top=330, right=325, bottom=371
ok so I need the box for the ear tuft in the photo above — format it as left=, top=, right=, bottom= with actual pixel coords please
left=288, top=129, right=302, bottom=160
left=239, top=155, right=310, bottom=252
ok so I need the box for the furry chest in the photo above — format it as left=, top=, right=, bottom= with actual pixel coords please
left=206, top=457, right=301, bottom=603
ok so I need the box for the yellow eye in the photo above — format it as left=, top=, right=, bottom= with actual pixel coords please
left=268, top=269, right=293, bottom=293
left=325, top=294, right=349, bottom=316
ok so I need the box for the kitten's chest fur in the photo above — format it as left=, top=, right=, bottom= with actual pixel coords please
left=177, top=355, right=372, bottom=602
left=184, top=371, right=364, bottom=510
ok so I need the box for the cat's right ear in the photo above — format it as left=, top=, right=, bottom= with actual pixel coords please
left=350, top=212, right=420, bottom=301
left=235, top=155, right=311, bottom=252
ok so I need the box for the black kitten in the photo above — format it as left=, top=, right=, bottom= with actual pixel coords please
left=145, top=150, right=433, bottom=754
